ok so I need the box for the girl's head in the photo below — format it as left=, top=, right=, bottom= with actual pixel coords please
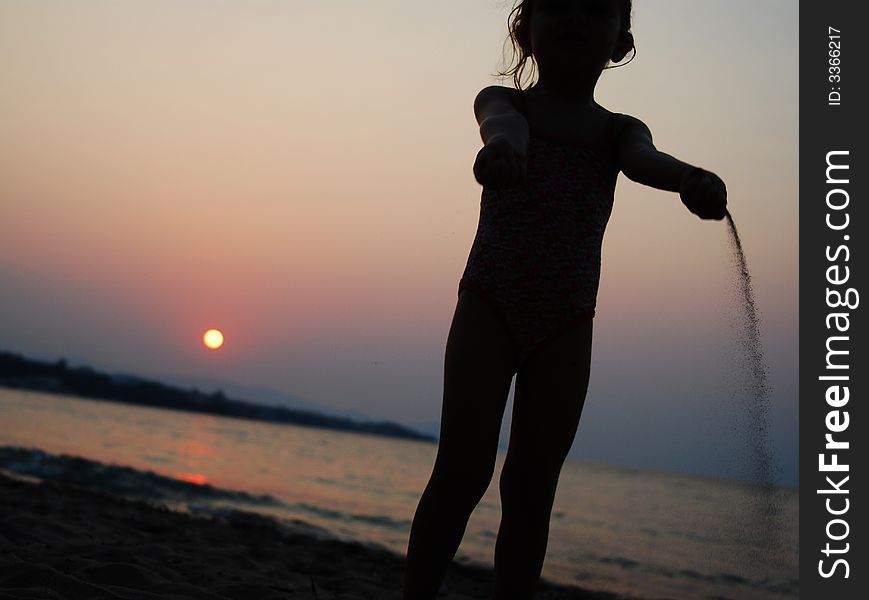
left=500, top=0, right=636, bottom=90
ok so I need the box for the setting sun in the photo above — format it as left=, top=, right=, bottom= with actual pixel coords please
left=202, top=329, right=224, bottom=350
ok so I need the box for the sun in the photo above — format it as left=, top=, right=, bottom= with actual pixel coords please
left=202, top=328, right=224, bottom=350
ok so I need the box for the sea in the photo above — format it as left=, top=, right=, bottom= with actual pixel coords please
left=0, top=387, right=798, bottom=600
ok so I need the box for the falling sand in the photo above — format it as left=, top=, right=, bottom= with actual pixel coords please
left=722, top=210, right=784, bottom=565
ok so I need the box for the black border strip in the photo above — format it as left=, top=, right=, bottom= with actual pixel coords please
left=799, top=1, right=866, bottom=597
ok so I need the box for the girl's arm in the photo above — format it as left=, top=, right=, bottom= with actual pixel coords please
left=616, top=115, right=727, bottom=220
left=615, top=115, right=693, bottom=192
left=472, top=86, right=529, bottom=188
left=474, top=86, right=529, bottom=151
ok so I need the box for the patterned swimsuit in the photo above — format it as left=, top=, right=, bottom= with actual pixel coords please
left=458, top=107, right=623, bottom=370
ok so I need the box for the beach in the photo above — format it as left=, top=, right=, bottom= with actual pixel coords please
left=0, top=471, right=633, bottom=600
left=0, top=391, right=799, bottom=600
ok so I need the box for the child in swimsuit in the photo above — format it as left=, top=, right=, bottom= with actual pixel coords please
left=403, top=1, right=727, bottom=598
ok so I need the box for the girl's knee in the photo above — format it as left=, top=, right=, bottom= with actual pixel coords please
left=498, top=460, right=560, bottom=508
left=430, top=456, right=496, bottom=504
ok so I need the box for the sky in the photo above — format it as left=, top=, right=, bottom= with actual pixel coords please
left=0, top=1, right=798, bottom=486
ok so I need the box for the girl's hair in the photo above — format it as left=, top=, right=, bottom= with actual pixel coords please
left=498, top=0, right=636, bottom=90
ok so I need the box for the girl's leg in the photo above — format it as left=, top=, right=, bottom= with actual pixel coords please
left=402, top=289, right=517, bottom=600
left=493, top=319, right=594, bottom=600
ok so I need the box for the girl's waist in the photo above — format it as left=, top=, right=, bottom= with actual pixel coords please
left=464, top=237, right=603, bottom=276
left=470, top=226, right=607, bottom=252
left=481, top=189, right=615, bottom=209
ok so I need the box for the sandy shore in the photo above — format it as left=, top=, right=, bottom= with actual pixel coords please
left=0, top=472, right=635, bottom=600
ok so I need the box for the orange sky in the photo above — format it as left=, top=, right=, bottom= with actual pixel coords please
left=0, top=1, right=798, bottom=485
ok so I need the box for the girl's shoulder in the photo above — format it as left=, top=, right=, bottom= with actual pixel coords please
left=473, top=85, right=525, bottom=122
left=610, top=111, right=648, bottom=130
left=608, top=112, right=654, bottom=148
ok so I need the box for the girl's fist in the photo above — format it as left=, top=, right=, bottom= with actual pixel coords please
left=473, top=137, right=527, bottom=189
left=679, top=167, right=727, bottom=220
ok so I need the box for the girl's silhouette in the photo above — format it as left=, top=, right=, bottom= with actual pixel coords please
left=402, top=1, right=727, bottom=598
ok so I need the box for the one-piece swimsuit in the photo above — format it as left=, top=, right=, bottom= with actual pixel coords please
left=458, top=95, right=623, bottom=370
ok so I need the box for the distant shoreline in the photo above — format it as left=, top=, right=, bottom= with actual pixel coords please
left=0, top=349, right=436, bottom=443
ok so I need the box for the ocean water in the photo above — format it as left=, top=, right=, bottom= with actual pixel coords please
left=0, top=387, right=797, bottom=599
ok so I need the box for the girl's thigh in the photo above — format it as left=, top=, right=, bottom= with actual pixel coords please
left=436, top=289, right=517, bottom=469
left=506, top=319, right=594, bottom=471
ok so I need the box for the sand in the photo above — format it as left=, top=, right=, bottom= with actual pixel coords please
left=0, top=472, right=634, bottom=600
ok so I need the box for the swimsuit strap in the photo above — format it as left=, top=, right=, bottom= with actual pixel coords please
left=602, top=111, right=623, bottom=147
left=511, top=87, right=530, bottom=118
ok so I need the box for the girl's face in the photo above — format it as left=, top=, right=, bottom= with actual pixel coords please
left=529, top=0, right=625, bottom=75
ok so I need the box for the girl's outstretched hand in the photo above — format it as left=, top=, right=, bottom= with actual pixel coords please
left=473, top=137, right=527, bottom=189
left=679, top=167, right=727, bottom=220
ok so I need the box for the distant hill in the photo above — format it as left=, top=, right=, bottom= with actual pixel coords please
left=0, top=350, right=436, bottom=443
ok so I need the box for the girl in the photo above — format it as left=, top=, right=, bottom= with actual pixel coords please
left=402, top=0, right=727, bottom=598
